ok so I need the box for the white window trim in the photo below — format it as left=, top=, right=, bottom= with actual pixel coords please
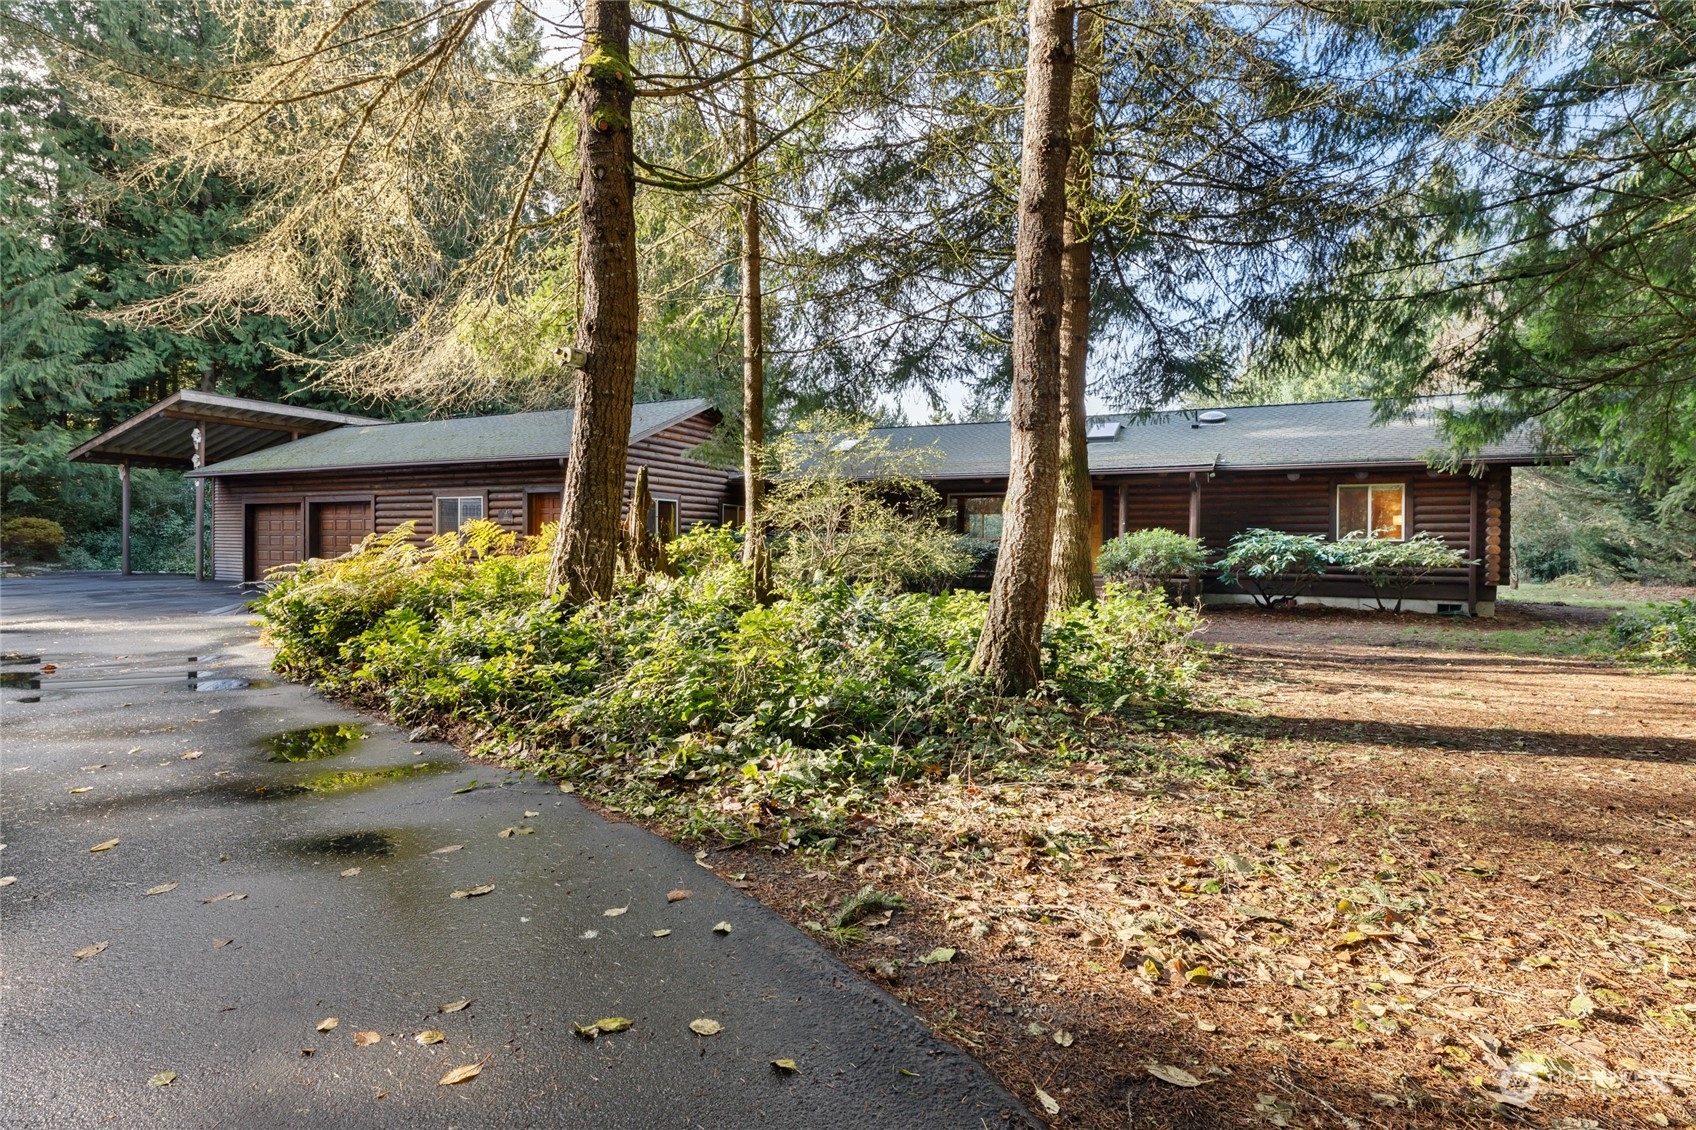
left=435, top=494, right=486, bottom=535
left=1336, top=482, right=1407, bottom=541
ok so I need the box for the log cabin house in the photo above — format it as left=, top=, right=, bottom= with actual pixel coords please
left=71, top=391, right=1553, bottom=614
left=68, top=392, right=729, bottom=583
left=875, top=396, right=1557, bottom=616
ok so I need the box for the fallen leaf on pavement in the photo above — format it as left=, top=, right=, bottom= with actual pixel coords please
left=497, top=828, right=517, bottom=838
left=1034, top=1086, right=1061, bottom=1115
left=437, top=1000, right=472, bottom=1013
left=438, top=1061, right=485, bottom=1086
left=573, top=1017, right=633, bottom=1039
left=69, top=786, right=92, bottom=794
left=143, top=883, right=177, bottom=896
left=354, top=1031, right=381, bottom=1047
left=523, top=811, right=539, bottom=818
left=211, top=938, right=233, bottom=949
left=430, top=845, right=463, bottom=855
left=918, top=947, right=956, bottom=965
left=200, top=891, right=246, bottom=903
left=694, top=850, right=712, bottom=869
left=451, top=780, right=481, bottom=794
left=339, top=867, right=361, bottom=878
left=450, top=883, right=495, bottom=899
left=688, top=1018, right=722, bottom=1036
left=74, top=942, right=108, bottom=960
left=603, top=905, right=627, bottom=917
left=651, top=929, right=672, bottom=937
left=667, top=889, right=691, bottom=903
left=415, top=1030, right=445, bottom=1045
left=1146, top=1063, right=1207, bottom=1087
left=148, top=1072, right=176, bottom=1087
left=0, top=876, right=16, bottom=887
left=181, top=751, right=202, bottom=760
left=771, top=1058, right=798, bottom=1072
left=89, top=838, right=120, bottom=853
left=712, top=921, right=732, bottom=934
left=898, top=1067, right=919, bottom=1077
left=316, top=1018, right=339, bottom=1032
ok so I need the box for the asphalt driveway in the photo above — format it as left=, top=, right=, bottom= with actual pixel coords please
left=0, top=573, right=1028, bottom=1129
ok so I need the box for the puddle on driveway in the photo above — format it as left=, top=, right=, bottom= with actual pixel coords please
left=4, top=655, right=275, bottom=697
left=236, top=761, right=456, bottom=800
left=294, top=830, right=398, bottom=857
left=263, top=723, right=369, bottom=762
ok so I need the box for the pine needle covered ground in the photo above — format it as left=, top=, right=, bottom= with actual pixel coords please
left=694, top=604, right=1696, bottom=1129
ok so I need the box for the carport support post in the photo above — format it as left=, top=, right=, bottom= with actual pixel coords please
left=119, top=461, right=131, bottom=576
left=193, top=426, right=207, bottom=581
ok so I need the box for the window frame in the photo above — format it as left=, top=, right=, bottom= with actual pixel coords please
left=721, top=502, right=746, bottom=528
left=1335, top=481, right=1408, bottom=541
left=952, top=494, right=1006, bottom=541
left=646, top=497, right=680, bottom=542
left=434, top=493, right=487, bottom=536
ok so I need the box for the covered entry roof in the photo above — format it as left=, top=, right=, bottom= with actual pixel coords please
left=67, top=391, right=382, bottom=470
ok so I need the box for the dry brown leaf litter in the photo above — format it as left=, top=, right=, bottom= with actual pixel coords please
left=716, top=606, right=1694, bottom=1129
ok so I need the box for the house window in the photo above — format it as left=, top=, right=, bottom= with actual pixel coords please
left=435, top=495, right=484, bottom=535
left=1337, top=483, right=1405, bottom=540
left=722, top=502, right=746, bottom=528
left=957, top=495, right=1005, bottom=541
left=647, top=499, right=679, bottom=542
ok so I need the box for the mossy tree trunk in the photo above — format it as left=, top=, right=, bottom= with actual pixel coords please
left=971, top=0, right=1075, bottom=695
left=1047, top=5, right=1101, bottom=612
left=548, top=1, right=640, bottom=602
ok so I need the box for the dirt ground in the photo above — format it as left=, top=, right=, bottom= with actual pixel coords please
left=713, top=601, right=1696, bottom=1129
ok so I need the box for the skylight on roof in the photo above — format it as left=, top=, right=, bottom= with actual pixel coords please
left=1085, top=420, right=1123, bottom=442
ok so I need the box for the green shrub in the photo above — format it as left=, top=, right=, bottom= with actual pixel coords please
left=1, top=516, right=66, bottom=560
left=1044, top=584, right=1204, bottom=706
left=1214, top=528, right=1331, bottom=607
left=1330, top=532, right=1471, bottom=612
left=256, top=526, right=1206, bottom=842
left=761, top=413, right=972, bottom=592
left=1609, top=599, right=1696, bottom=667
left=1097, top=529, right=1206, bottom=595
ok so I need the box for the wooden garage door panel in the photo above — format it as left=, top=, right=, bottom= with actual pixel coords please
left=311, top=501, right=372, bottom=559
left=247, top=504, right=300, bottom=581
left=526, top=491, right=561, bottom=536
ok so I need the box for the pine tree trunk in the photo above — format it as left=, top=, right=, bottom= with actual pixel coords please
left=1047, top=5, right=1101, bottom=612
left=547, top=1, right=639, bottom=601
left=972, top=0, right=1075, bottom=695
left=740, top=0, right=770, bottom=601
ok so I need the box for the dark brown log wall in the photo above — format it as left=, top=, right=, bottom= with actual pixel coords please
left=1116, top=476, right=1190, bottom=535
left=209, top=414, right=733, bottom=582
left=949, top=464, right=1518, bottom=607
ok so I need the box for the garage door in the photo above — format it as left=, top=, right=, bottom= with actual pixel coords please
left=246, top=504, right=301, bottom=581
left=310, top=501, right=372, bottom=560
left=526, top=491, right=562, bottom=536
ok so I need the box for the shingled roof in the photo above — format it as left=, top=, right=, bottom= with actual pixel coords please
left=190, top=398, right=715, bottom=477
left=874, top=396, right=1554, bottom=479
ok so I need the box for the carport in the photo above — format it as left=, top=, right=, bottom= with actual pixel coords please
left=66, top=391, right=380, bottom=578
